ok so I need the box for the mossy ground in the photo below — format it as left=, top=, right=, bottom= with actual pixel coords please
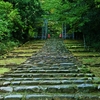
left=81, top=57, right=100, bottom=65
left=0, top=40, right=45, bottom=75
left=12, top=49, right=39, bottom=53
left=90, top=67, right=100, bottom=77
left=73, top=52, right=100, bottom=57
left=0, top=67, right=10, bottom=74
left=64, top=39, right=100, bottom=77
left=0, top=58, right=26, bottom=65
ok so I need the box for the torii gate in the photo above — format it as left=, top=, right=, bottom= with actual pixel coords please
left=41, top=19, right=67, bottom=39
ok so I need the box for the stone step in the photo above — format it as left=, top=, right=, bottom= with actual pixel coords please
left=0, top=79, right=95, bottom=86
left=67, top=46, right=85, bottom=49
left=0, top=64, right=18, bottom=68
left=70, top=50, right=93, bottom=52
left=12, top=69, right=81, bottom=73
left=34, top=63, right=75, bottom=66
left=3, top=73, right=94, bottom=78
left=18, top=47, right=42, bottom=49
left=0, top=93, right=100, bottom=100
left=0, top=77, right=95, bottom=81
left=5, top=55, right=31, bottom=58
left=0, top=84, right=99, bottom=93
left=31, top=44, right=44, bottom=46
left=11, top=67, right=77, bottom=71
left=74, top=55, right=100, bottom=57
left=10, top=52, right=36, bottom=54
left=11, top=65, right=77, bottom=70
left=0, top=39, right=99, bottom=99
left=12, top=67, right=90, bottom=73
left=12, top=66, right=77, bottom=71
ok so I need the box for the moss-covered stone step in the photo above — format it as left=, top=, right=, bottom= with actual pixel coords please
left=79, top=57, right=100, bottom=65
left=3, top=73, right=94, bottom=78
left=11, top=66, right=78, bottom=71
left=11, top=63, right=76, bottom=69
left=0, top=65, right=18, bottom=68
left=12, top=68, right=91, bottom=73
left=1, top=54, right=33, bottom=59
left=21, top=41, right=45, bottom=45
left=0, top=58, right=27, bottom=65
left=29, top=44, right=44, bottom=46
left=64, top=39, right=83, bottom=43
left=0, top=77, right=97, bottom=81
left=0, top=77, right=96, bottom=81
left=12, top=69, right=80, bottom=73
left=73, top=52, right=100, bottom=57
left=17, top=46, right=42, bottom=49
left=0, top=84, right=99, bottom=93
left=65, top=43, right=83, bottom=45
left=69, top=49, right=93, bottom=52
left=11, top=50, right=37, bottom=53
left=4, top=55, right=32, bottom=58
left=0, top=80, right=95, bottom=86
left=0, top=93, right=100, bottom=100
left=66, top=46, right=84, bottom=49
left=11, top=66, right=77, bottom=71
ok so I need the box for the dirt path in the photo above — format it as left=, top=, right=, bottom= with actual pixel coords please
left=0, top=39, right=100, bottom=100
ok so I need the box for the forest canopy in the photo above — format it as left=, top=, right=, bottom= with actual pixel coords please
left=40, top=0, right=100, bottom=50
left=0, top=0, right=100, bottom=51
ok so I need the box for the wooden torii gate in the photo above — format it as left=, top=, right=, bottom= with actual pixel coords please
left=41, top=19, right=68, bottom=39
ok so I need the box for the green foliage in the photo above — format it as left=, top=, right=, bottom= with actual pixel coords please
left=40, top=0, right=61, bottom=20
left=0, top=43, right=7, bottom=54
left=0, top=0, right=100, bottom=51
left=28, top=26, right=37, bottom=38
left=0, top=1, right=22, bottom=55
left=0, top=40, right=19, bottom=55
left=41, top=0, right=100, bottom=50
left=0, top=1, right=13, bottom=41
left=0, top=0, right=43, bottom=55
left=0, top=1, right=22, bottom=41
left=4, top=0, right=43, bottom=41
left=6, top=41, right=19, bottom=48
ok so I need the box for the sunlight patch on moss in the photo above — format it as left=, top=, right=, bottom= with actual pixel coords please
left=0, top=68, right=10, bottom=74
left=12, top=49, right=38, bottom=53
left=0, top=58, right=26, bottom=65
left=89, top=67, right=100, bottom=77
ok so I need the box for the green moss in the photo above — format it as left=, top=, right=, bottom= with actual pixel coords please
left=64, top=39, right=100, bottom=78
left=73, top=52, right=100, bottom=57
left=89, top=67, right=100, bottom=77
left=64, top=40, right=83, bottom=44
left=0, top=58, right=26, bottom=65
left=12, top=49, right=38, bottom=53
left=69, top=48, right=86, bottom=52
left=81, top=57, right=100, bottom=65
left=0, top=68, right=10, bottom=74
left=18, top=47, right=42, bottom=49
left=18, top=54, right=33, bottom=56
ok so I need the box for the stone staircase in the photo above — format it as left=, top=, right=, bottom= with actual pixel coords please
left=0, top=39, right=100, bottom=100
